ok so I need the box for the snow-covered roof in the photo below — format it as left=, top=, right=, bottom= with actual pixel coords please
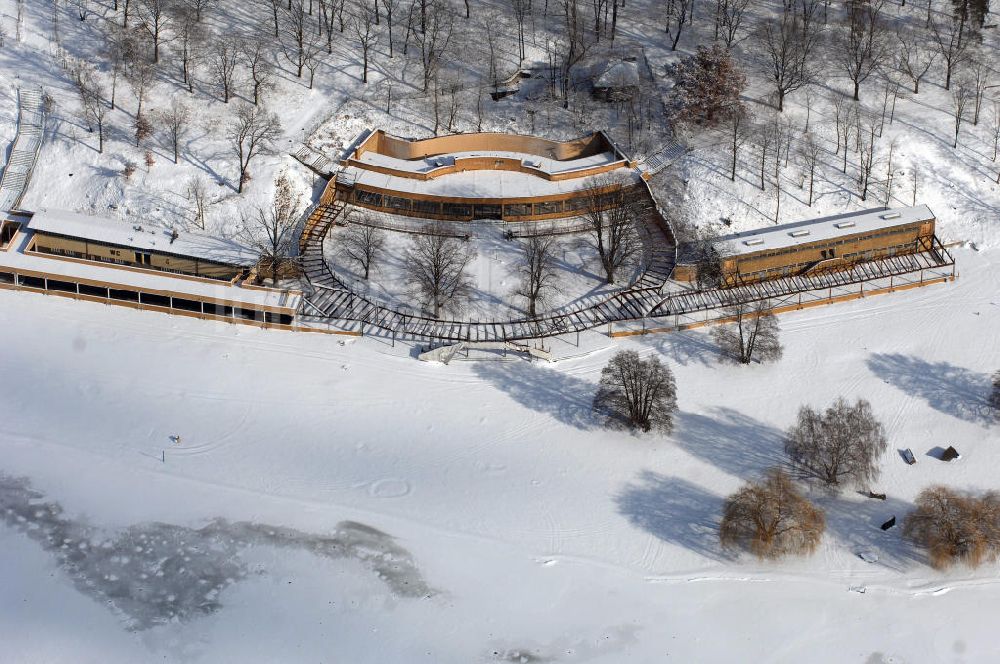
left=0, top=229, right=299, bottom=311
left=713, top=206, right=935, bottom=258
left=26, top=209, right=259, bottom=266
left=595, top=60, right=640, bottom=89
left=356, top=149, right=622, bottom=177
left=343, top=164, right=641, bottom=199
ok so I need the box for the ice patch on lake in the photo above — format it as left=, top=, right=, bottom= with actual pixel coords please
left=0, top=473, right=432, bottom=631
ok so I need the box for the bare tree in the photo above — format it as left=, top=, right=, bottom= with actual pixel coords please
left=664, top=0, right=691, bottom=51
left=729, top=107, right=749, bottom=181
left=894, top=27, right=936, bottom=94
left=515, top=235, right=560, bottom=317
left=904, top=487, right=1000, bottom=569
left=186, top=176, right=209, bottom=228
left=380, top=0, right=398, bottom=57
left=158, top=98, right=190, bottom=163
left=135, top=0, right=173, bottom=63
left=582, top=175, right=642, bottom=283
left=172, top=3, right=204, bottom=93
left=836, top=0, right=888, bottom=101
left=240, top=171, right=301, bottom=285
left=951, top=82, right=972, bottom=148
left=127, top=57, right=156, bottom=117
left=712, top=298, right=783, bottom=364
left=403, top=230, right=473, bottom=317
left=799, top=131, right=821, bottom=206
left=80, top=76, right=109, bottom=153
left=967, top=55, right=991, bottom=125
left=857, top=111, right=879, bottom=201
left=720, top=468, right=826, bottom=559
left=282, top=0, right=310, bottom=78
left=186, top=0, right=215, bottom=22
left=714, top=0, right=751, bottom=48
left=785, top=397, right=888, bottom=491
left=341, top=217, right=386, bottom=279
left=757, top=3, right=818, bottom=111
left=992, top=103, right=1000, bottom=161
left=754, top=117, right=774, bottom=191
left=243, top=36, right=275, bottom=105
left=302, top=37, right=324, bottom=88
left=227, top=102, right=282, bottom=193
left=558, top=0, right=590, bottom=107
left=592, top=350, right=678, bottom=433
left=352, top=0, right=379, bottom=84
left=210, top=36, right=240, bottom=103
left=930, top=13, right=971, bottom=91
left=416, top=0, right=453, bottom=92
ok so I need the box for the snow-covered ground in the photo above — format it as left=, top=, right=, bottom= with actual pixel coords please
left=328, top=221, right=639, bottom=319
left=2, top=0, right=1000, bottom=660
left=1, top=244, right=998, bottom=662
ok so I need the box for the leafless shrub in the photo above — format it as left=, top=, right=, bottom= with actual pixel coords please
left=720, top=467, right=825, bottom=559
left=784, top=397, right=888, bottom=491
left=904, top=486, right=1000, bottom=569
left=712, top=299, right=783, bottom=365
left=593, top=350, right=678, bottom=434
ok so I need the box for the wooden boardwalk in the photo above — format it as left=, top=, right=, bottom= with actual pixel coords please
left=0, top=86, right=45, bottom=212
left=295, top=202, right=954, bottom=342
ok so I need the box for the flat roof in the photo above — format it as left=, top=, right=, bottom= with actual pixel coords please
left=355, top=149, right=622, bottom=177
left=713, top=205, right=935, bottom=258
left=26, top=208, right=259, bottom=266
left=344, top=163, right=642, bottom=199
left=0, top=229, right=299, bottom=311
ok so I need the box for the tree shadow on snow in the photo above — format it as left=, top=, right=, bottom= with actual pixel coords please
left=866, top=353, right=995, bottom=426
left=615, top=471, right=732, bottom=561
left=634, top=329, right=718, bottom=367
left=814, top=492, right=924, bottom=571
left=673, top=408, right=788, bottom=479
left=472, top=361, right=595, bottom=430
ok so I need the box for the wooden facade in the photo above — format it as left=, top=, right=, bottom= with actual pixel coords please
left=30, top=230, right=247, bottom=280
left=676, top=208, right=938, bottom=287
left=337, top=179, right=636, bottom=222
left=330, top=129, right=639, bottom=222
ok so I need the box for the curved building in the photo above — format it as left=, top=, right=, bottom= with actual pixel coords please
left=326, top=129, right=645, bottom=222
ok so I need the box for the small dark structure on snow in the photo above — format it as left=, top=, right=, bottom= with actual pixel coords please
left=900, top=448, right=917, bottom=465
left=593, top=58, right=640, bottom=102
left=881, top=516, right=896, bottom=531
left=941, top=446, right=961, bottom=462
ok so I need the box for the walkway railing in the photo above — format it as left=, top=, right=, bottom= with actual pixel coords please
left=0, top=86, right=45, bottom=212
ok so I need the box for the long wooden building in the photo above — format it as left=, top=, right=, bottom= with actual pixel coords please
left=0, top=209, right=301, bottom=328
left=327, top=129, right=646, bottom=222
left=675, top=206, right=939, bottom=287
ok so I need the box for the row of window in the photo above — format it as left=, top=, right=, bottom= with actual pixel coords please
left=34, top=245, right=239, bottom=281
left=737, top=224, right=925, bottom=262
left=734, top=241, right=919, bottom=282
left=0, top=271, right=293, bottom=325
left=349, top=189, right=619, bottom=218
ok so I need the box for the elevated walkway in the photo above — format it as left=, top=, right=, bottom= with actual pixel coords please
left=0, top=86, right=45, bottom=211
